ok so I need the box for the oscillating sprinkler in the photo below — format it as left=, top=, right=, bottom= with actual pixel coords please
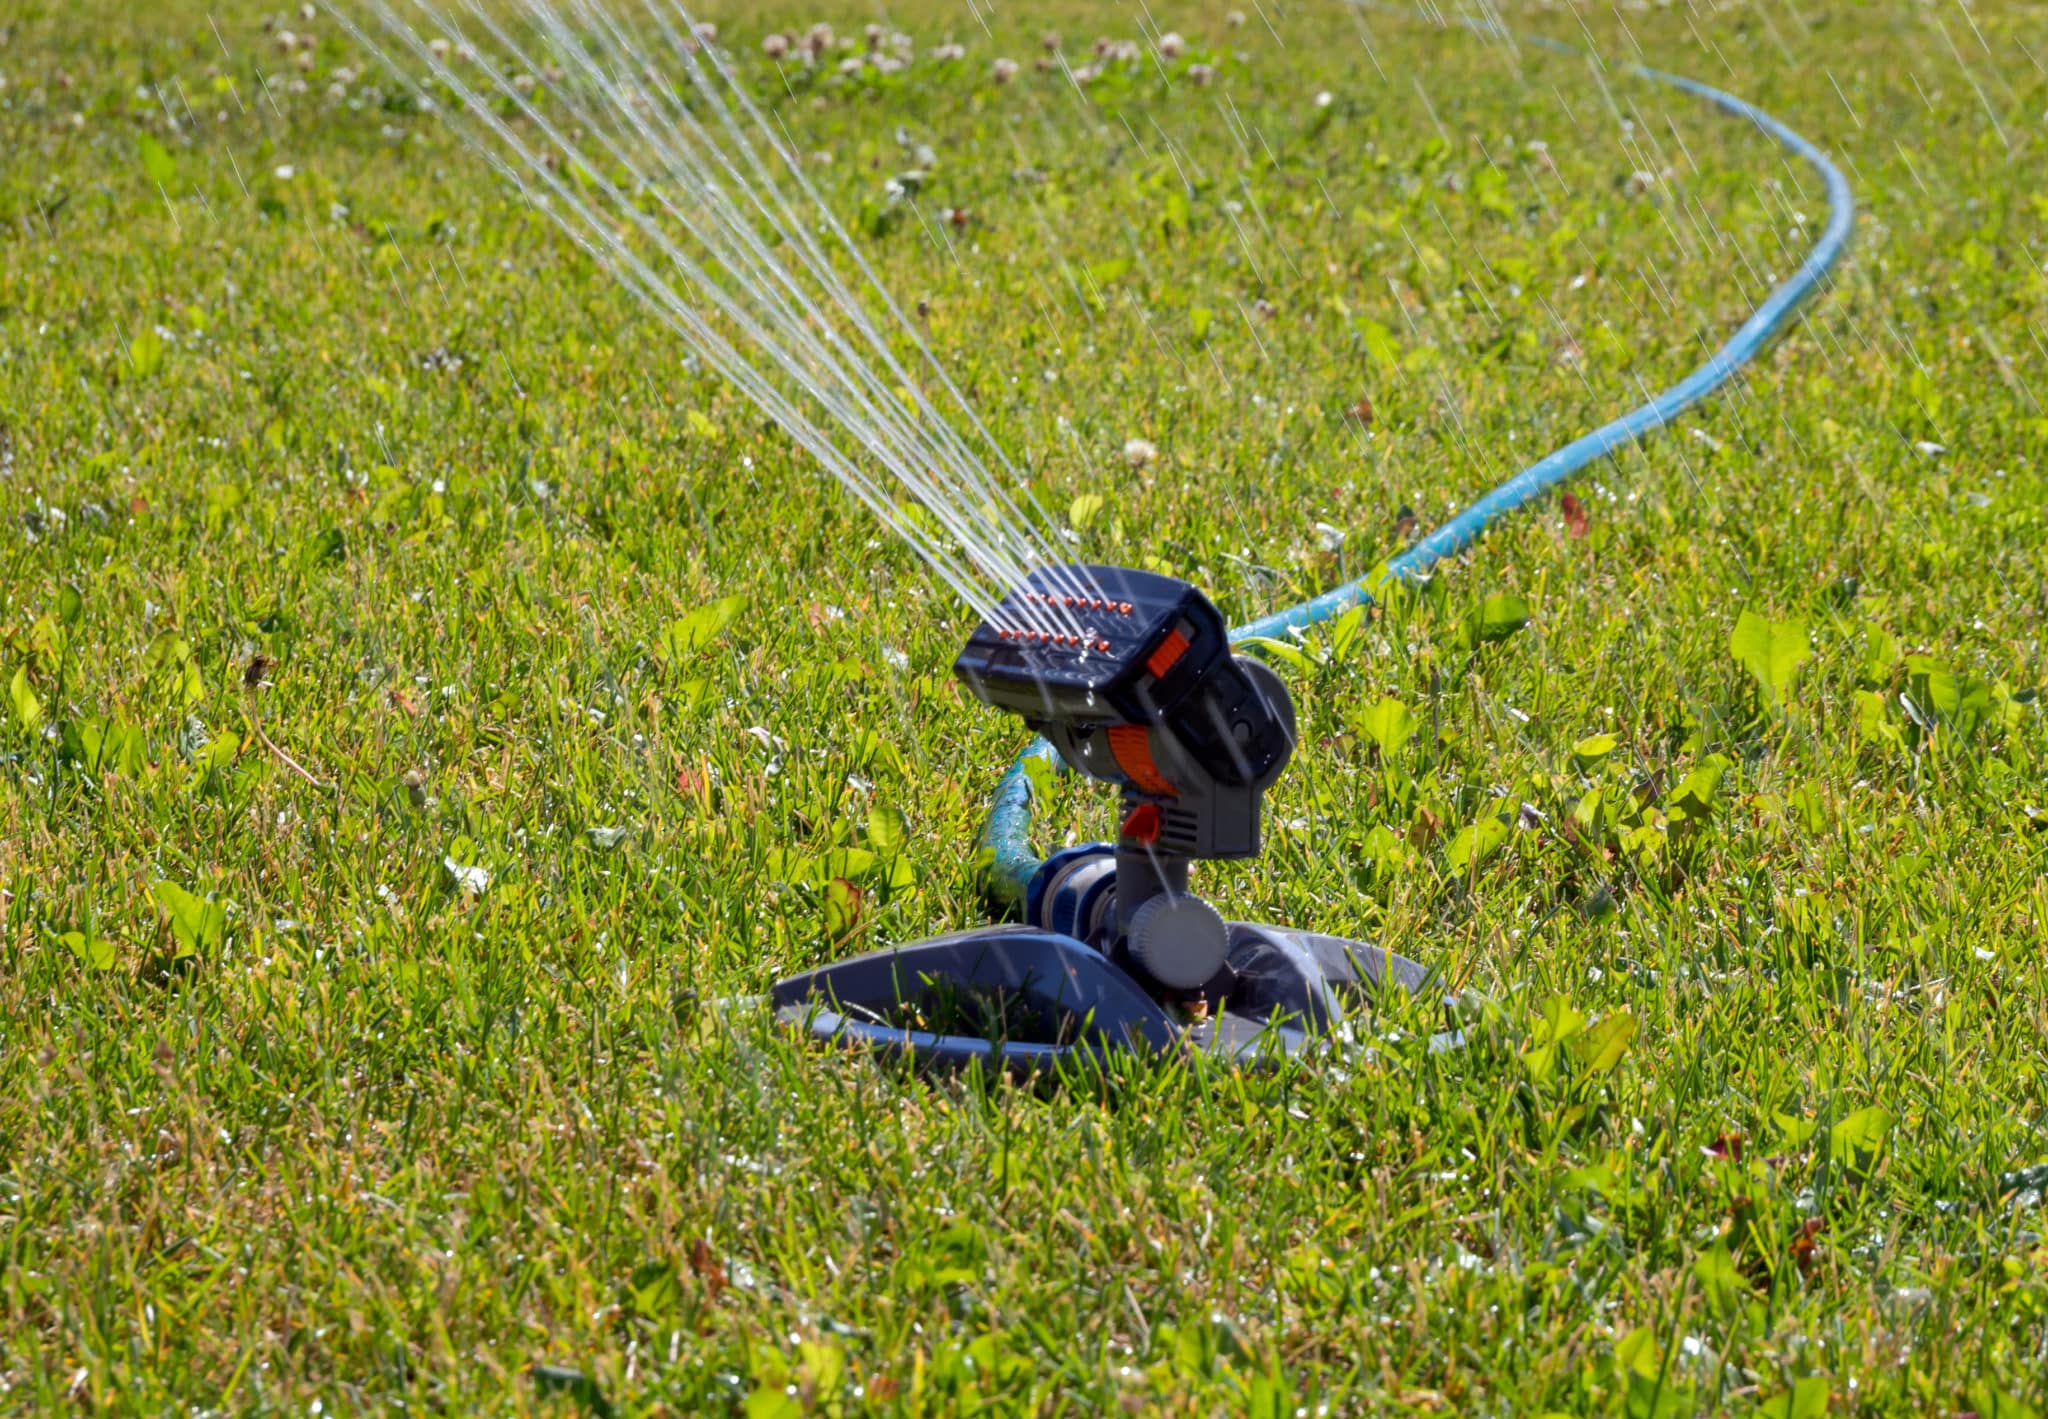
left=772, top=565, right=1439, bottom=1070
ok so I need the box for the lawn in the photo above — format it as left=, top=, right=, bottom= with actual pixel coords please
left=3, top=0, right=2047, bottom=1411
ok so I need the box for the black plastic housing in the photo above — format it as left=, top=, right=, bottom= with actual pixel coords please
left=953, top=564, right=1288, bottom=789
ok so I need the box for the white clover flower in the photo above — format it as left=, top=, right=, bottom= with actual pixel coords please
left=1158, top=32, right=1186, bottom=59
left=1225, top=9, right=1247, bottom=26
left=1188, top=62, right=1215, bottom=86
left=992, top=57, right=1020, bottom=83
left=931, top=42, right=965, bottom=61
left=443, top=857, right=490, bottom=896
left=1124, top=437, right=1158, bottom=468
left=1316, top=90, right=1333, bottom=108
left=763, top=33, right=790, bottom=59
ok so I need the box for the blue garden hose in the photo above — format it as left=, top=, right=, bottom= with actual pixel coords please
left=981, top=30, right=1855, bottom=910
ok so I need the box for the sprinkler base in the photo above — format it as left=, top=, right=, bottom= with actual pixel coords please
left=771, top=921, right=1448, bottom=1074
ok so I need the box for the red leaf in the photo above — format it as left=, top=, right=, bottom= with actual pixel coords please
left=1704, top=1132, right=1745, bottom=1163
left=1561, top=492, right=1589, bottom=540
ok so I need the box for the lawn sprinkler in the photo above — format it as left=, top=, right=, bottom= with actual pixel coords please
left=773, top=565, right=1442, bottom=1070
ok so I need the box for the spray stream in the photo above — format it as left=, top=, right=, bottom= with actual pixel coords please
left=335, top=0, right=1110, bottom=635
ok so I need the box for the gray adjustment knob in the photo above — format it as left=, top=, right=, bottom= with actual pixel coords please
left=1126, top=894, right=1229, bottom=991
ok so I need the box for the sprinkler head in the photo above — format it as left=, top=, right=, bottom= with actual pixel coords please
left=953, top=564, right=1295, bottom=862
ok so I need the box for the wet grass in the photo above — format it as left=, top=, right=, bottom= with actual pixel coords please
left=3, top=0, right=2047, bottom=1411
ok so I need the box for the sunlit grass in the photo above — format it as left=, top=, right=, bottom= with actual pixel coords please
left=2, top=0, right=2046, bottom=1411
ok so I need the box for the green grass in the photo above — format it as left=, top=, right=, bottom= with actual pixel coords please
left=4, top=0, right=2048, bottom=1411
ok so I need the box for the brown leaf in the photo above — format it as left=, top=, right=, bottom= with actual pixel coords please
left=827, top=877, right=865, bottom=935
left=1345, top=396, right=1375, bottom=427
left=1705, top=1132, right=1745, bottom=1163
left=1789, top=1217, right=1826, bottom=1278
left=687, top=1237, right=726, bottom=1301
left=1406, top=804, right=1443, bottom=850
